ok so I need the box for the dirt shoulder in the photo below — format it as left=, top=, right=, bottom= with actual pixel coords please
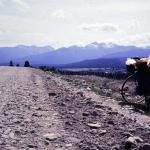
left=60, top=75, right=150, bottom=127
left=45, top=72, right=150, bottom=150
left=0, top=67, right=150, bottom=150
left=0, top=67, right=71, bottom=150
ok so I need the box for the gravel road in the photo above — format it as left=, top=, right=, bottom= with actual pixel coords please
left=0, top=67, right=150, bottom=150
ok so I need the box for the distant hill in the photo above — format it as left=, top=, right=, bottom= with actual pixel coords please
left=103, top=47, right=150, bottom=58
left=15, top=43, right=147, bottom=65
left=60, top=46, right=150, bottom=69
left=0, top=45, right=54, bottom=64
left=61, top=46, right=150, bottom=69
left=60, top=57, right=126, bottom=69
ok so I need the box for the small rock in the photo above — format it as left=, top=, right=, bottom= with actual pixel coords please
left=94, top=104, right=104, bottom=108
left=132, top=136, right=143, bottom=143
left=30, top=130, right=35, bottom=134
left=128, top=129, right=136, bottom=132
left=44, top=133, right=60, bottom=141
left=28, top=145, right=37, bottom=148
left=60, top=102, right=65, bottom=106
left=4, top=128, right=11, bottom=134
left=99, top=130, right=107, bottom=135
left=109, top=111, right=118, bottom=115
left=69, top=110, right=75, bottom=114
left=87, top=87, right=91, bottom=91
left=77, top=91, right=84, bottom=97
left=90, top=111, right=98, bottom=117
left=125, top=140, right=135, bottom=149
left=86, top=101, right=93, bottom=105
left=9, top=132, right=15, bottom=139
left=82, top=112, right=89, bottom=116
left=44, top=140, right=49, bottom=145
left=15, top=130, right=21, bottom=135
left=49, top=92, right=56, bottom=96
left=65, top=121, right=72, bottom=126
left=125, top=136, right=143, bottom=149
left=96, top=108, right=104, bottom=112
left=90, top=129, right=97, bottom=134
left=32, top=113, right=42, bottom=117
left=107, top=120, right=114, bottom=125
left=32, top=95, right=38, bottom=99
left=87, top=123, right=101, bottom=129
left=141, top=143, right=150, bottom=150
left=13, top=119, right=21, bottom=124
left=65, top=143, right=72, bottom=147
left=65, top=98, right=70, bottom=101
left=86, top=97, right=92, bottom=101
left=122, top=132, right=133, bottom=138
left=24, top=118, right=31, bottom=123
left=36, top=107, right=42, bottom=111
left=111, top=145, right=120, bottom=150
left=68, top=137, right=80, bottom=143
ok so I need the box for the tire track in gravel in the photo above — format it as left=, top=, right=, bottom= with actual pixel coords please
left=0, top=67, right=72, bottom=150
left=0, top=68, right=22, bottom=117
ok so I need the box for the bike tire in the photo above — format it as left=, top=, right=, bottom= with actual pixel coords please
left=121, top=73, right=145, bottom=104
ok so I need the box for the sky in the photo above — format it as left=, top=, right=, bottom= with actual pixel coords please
left=0, top=0, right=150, bottom=48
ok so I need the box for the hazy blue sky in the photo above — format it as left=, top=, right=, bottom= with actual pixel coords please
left=0, top=0, right=150, bottom=47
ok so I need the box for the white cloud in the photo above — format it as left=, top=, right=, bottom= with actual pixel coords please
left=0, top=32, right=51, bottom=46
left=128, top=20, right=140, bottom=31
left=79, top=23, right=100, bottom=31
left=101, top=23, right=119, bottom=32
left=0, top=0, right=4, bottom=7
left=128, top=34, right=150, bottom=45
left=52, top=10, right=72, bottom=20
left=0, top=0, right=29, bottom=14
left=116, top=33, right=150, bottom=47
left=0, top=27, right=8, bottom=35
left=12, top=0, right=28, bottom=7
left=79, top=23, right=119, bottom=32
left=0, top=28, right=3, bottom=34
left=0, top=30, right=3, bottom=35
left=11, top=0, right=29, bottom=12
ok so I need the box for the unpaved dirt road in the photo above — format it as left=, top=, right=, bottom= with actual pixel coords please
left=0, top=67, right=150, bottom=150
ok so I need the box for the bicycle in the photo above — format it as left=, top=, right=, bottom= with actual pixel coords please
left=121, top=58, right=150, bottom=109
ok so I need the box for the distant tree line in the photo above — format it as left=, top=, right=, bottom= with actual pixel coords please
left=39, top=66, right=129, bottom=80
left=39, top=66, right=56, bottom=72
left=9, top=60, right=30, bottom=67
left=58, top=70, right=129, bottom=80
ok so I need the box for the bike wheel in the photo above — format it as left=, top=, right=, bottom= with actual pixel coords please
left=121, top=73, right=145, bottom=104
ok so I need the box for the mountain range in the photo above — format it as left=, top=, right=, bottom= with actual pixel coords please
left=19, top=43, right=132, bottom=65
left=61, top=57, right=126, bottom=69
left=0, top=42, right=150, bottom=68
